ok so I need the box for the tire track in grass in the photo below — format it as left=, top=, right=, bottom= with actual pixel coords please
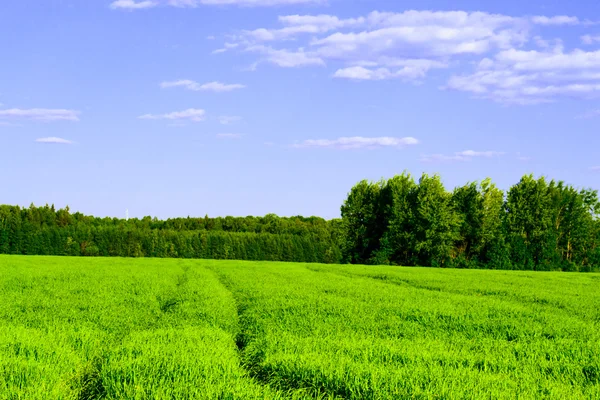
left=96, top=261, right=288, bottom=399
left=205, top=264, right=419, bottom=399
left=70, top=262, right=197, bottom=399
left=305, top=265, right=589, bottom=319
left=0, top=257, right=292, bottom=399
left=73, top=355, right=106, bottom=400
left=206, top=262, right=337, bottom=400
left=206, top=265, right=289, bottom=397
left=211, top=263, right=600, bottom=399
left=304, top=265, right=597, bottom=343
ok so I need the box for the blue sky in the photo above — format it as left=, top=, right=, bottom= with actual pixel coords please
left=1, top=0, right=599, bottom=219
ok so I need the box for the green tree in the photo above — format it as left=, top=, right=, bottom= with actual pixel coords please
left=411, top=174, right=461, bottom=267
left=374, top=173, right=417, bottom=265
left=340, top=179, right=386, bottom=264
left=479, top=179, right=511, bottom=269
left=505, top=175, right=557, bottom=270
left=452, top=182, right=483, bottom=267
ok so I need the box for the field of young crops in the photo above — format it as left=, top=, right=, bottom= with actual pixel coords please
left=1, top=255, right=599, bottom=399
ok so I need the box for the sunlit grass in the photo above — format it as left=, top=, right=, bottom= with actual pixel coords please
left=1, top=255, right=598, bottom=399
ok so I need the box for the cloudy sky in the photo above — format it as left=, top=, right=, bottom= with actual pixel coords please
left=1, top=0, right=599, bottom=219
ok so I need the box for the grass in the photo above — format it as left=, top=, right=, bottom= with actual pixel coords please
left=0, top=255, right=599, bottom=399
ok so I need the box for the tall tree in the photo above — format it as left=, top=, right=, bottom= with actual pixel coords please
left=411, top=174, right=461, bottom=268
left=479, top=178, right=511, bottom=269
left=375, top=173, right=417, bottom=265
left=452, top=181, right=483, bottom=267
left=340, top=179, right=386, bottom=264
left=505, top=175, right=556, bottom=270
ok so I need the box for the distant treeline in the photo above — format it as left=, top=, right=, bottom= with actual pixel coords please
left=341, top=174, right=600, bottom=272
left=0, top=209, right=342, bottom=263
left=1, top=173, right=599, bottom=271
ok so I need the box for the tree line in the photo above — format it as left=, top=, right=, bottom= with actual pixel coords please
left=341, top=173, right=600, bottom=271
left=1, top=173, right=599, bottom=271
left=0, top=207, right=342, bottom=264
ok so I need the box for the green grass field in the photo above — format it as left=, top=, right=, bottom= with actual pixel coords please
left=1, top=255, right=599, bottom=399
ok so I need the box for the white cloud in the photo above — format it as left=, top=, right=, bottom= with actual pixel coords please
left=229, top=10, right=534, bottom=80
left=110, top=0, right=158, bottom=9
left=244, top=26, right=321, bottom=41
left=220, top=9, right=600, bottom=96
left=495, top=48, right=600, bottom=71
left=216, top=133, right=243, bottom=138
left=218, top=115, right=242, bottom=125
left=456, top=150, right=505, bottom=157
left=35, top=137, right=74, bottom=144
left=243, top=15, right=364, bottom=42
left=314, top=27, right=495, bottom=60
left=365, top=10, right=518, bottom=29
left=531, top=15, right=579, bottom=26
left=139, top=108, right=206, bottom=121
left=294, top=136, right=419, bottom=150
left=310, top=10, right=528, bottom=61
left=421, top=150, right=505, bottom=162
left=590, top=166, right=600, bottom=171
left=582, top=35, right=600, bottom=45
left=211, top=42, right=239, bottom=54
left=447, top=48, right=600, bottom=104
left=280, top=14, right=364, bottom=30
left=0, top=108, right=80, bottom=122
left=199, top=81, right=245, bottom=92
left=334, top=58, right=448, bottom=81
left=333, top=66, right=390, bottom=80
left=246, top=45, right=325, bottom=67
left=161, top=80, right=246, bottom=92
